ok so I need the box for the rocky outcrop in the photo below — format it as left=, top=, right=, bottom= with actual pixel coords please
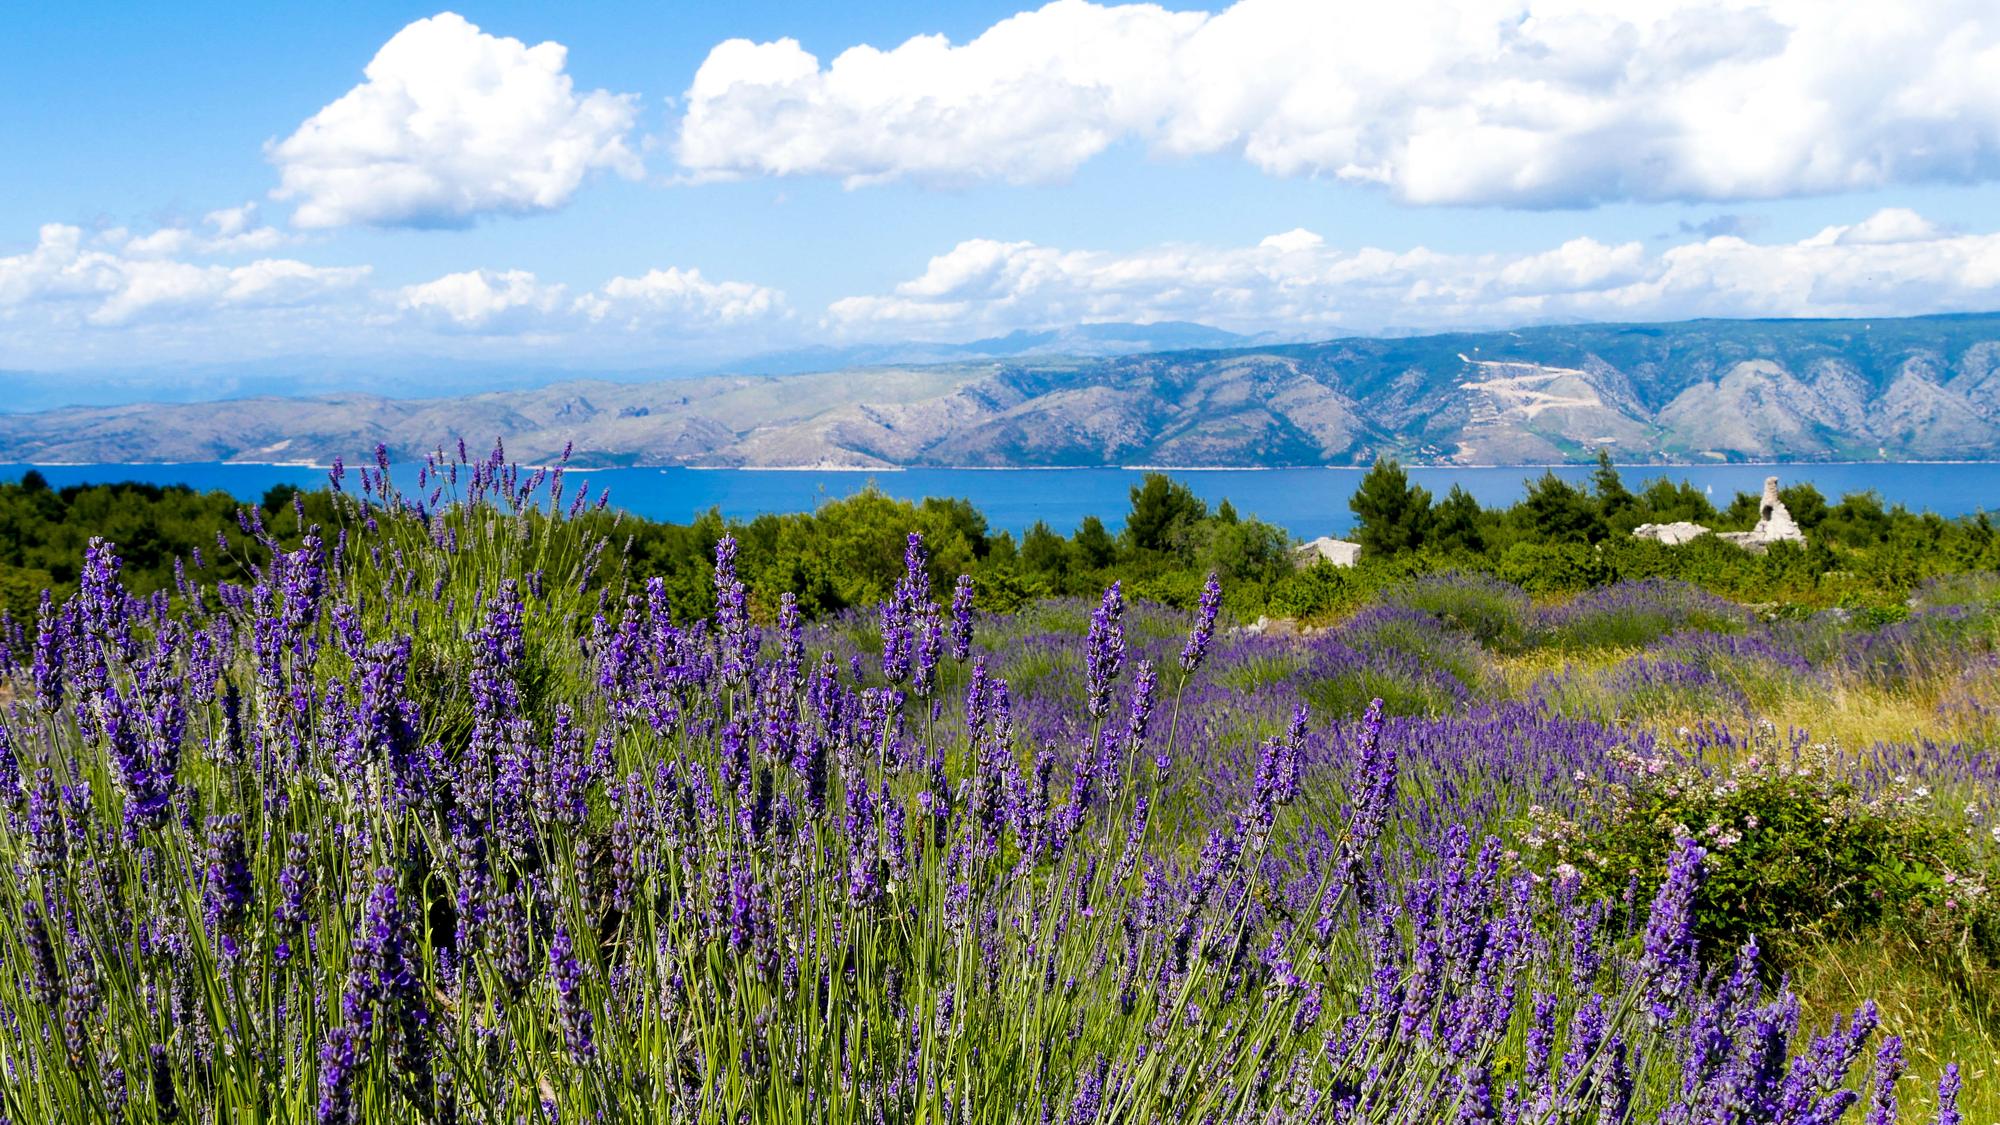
left=1295, top=536, right=1362, bottom=568
left=1633, top=521, right=1711, bottom=545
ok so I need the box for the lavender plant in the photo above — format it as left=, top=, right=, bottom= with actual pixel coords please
left=0, top=442, right=1971, bottom=1123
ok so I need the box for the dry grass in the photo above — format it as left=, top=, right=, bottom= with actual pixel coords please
left=1488, top=647, right=1987, bottom=751
left=1789, top=934, right=2000, bottom=1119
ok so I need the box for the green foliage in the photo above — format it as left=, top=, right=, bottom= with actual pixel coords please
left=1542, top=752, right=1999, bottom=969
left=1301, top=660, right=1462, bottom=719
left=1517, top=471, right=1606, bottom=544
left=1266, top=562, right=1364, bottom=620
left=1, top=455, right=1995, bottom=637
left=1592, top=449, right=1638, bottom=531
left=0, top=477, right=277, bottom=601
left=1378, top=573, right=1531, bottom=651
left=1348, top=458, right=1432, bottom=557
left=1496, top=541, right=1610, bottom=594
left=1124, top=472, right=1208, bottom=554
left=1780, top=482, right=1829, bottom=530
left=1429, top=484, right=1486, bottom=554
left=1072, top=515, right=1117, bottom=569
left=1637, top=477, right=1719, bottom=525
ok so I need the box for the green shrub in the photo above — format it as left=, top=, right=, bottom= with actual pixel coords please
left=1533, top=750, right=1999, bottom=969
left=1496, top=541, right=1609, bottom=594
left=1266, top=561, right=1366, bottom=621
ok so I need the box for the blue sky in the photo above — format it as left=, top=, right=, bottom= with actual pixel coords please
left=5, top=1, right=2000, bottom=392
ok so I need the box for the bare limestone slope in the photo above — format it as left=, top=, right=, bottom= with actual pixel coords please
left=9, top=313, right=2000, bottom=467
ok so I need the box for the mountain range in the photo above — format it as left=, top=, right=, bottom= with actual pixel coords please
left=6, top=313, right=2000, bottom=468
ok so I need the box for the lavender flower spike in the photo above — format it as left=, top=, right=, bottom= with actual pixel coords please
left=1085, top=581, right=1126, bottom=721
left=1641, top=836, right=1705, bottom=1024
left=950, top=574, right=976, bottom=661
left=1865, top=1036, right=1904, bottom=1125
left=1181, top=571, right=1222, bottom=673
left=1934, top=1063, right=1962, bottom=1125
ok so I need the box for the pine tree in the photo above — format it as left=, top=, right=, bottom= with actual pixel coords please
left=1430, top=484, right=1486, bottom=554
left=1125, top=474, right=1208, bottom=555
left=1518, top=472, right=1605, bottom=544
left=1348, top=458, right=1433, bottom=556
left=1072, top=516, right=1117, bottom=569
left=1591, top=449, right=1637, bottom=529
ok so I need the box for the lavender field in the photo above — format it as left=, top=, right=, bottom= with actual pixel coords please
left=2, top=445, right=1994, bottom=1123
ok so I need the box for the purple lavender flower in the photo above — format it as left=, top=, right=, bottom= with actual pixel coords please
left=32, top=589, right=65, bottom=710
left=879, top=532, right=935, bottom=685
left=713, top=536, right=752, bottom=683
left=1865, top=1036, right=1904, bottom=1125
left=950, top=574, right=976, bottom=661
left=343, top=867, right=432, bottom=1084
left=550, top=923, right=596, bottom=1059
left=202, top=815, right=251, bottom=949
left=1642, top=836, right=1705, bottom=1024
left=1124, top=660, right=1158, bottom=755
left=1934, top=1064, right=1962, bottom=1125
left=317, top=1026, right=360, bottom=1125
left=1349, top=699, right=1394, bottom=850
left=151, top=1045, right=178, bottom=1124
left=97, top=686, right=178, bottom=830
left=1181, top=572, right=1222, bottom=673
left=274, top=833, right=312, bottom=963
left=1085, top=582, right=1125, bottom=721
left=0, top=721, right=20, bottom=810
left=778, top=592, right=805, bottom=691
left=1250, top=716, right=1304, bottom=847
left=914, top=611, right=945, bottom=698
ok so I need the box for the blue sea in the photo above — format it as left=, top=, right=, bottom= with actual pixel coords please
left=5, top=462, right=1998, bottom=538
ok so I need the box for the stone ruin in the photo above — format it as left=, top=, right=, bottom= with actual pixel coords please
left=1293, top=535, right=1362, bottom=568
left=1631, top=520, right=1710, bottom=546
left=1633, top=475, right=1806, bottom=554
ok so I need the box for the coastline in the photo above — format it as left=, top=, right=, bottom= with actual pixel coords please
left=7, top=457, right=2000, bottom=471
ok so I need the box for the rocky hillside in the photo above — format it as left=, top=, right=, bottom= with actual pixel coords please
left=7, top=313, right=2000, bottom=467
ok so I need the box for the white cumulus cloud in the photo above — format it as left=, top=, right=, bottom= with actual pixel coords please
left=581, top=267, right=788, bottom=327
left=396, top=269, right=569, bottom=330
left=825, top=209, right=2000, bottom=337
left=396, top=266, right=790, bottom=335
left=109, top=203, right=295, bottom=258
left=270, top=12, right=642, bottom=229
left=0, top=223, right=369, bottom=327
left=678, top=0, right=2000, bottom=206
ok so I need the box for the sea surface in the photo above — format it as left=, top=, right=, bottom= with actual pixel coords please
left=5, top=462, right=1999, bottom=538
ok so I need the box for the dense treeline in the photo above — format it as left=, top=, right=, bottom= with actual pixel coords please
left=1, top=453, right=1995, bottom=625
left=1338, top=451, right=2000, bottom=615
left=0, top=471, right=268, bottom=620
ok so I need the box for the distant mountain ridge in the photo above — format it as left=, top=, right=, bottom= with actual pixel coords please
left=0, top=321, right=1274, bottom=412
left=8, top=313, right=2000, bottom=468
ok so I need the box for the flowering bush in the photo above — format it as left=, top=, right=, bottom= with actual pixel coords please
left=1534, top=744, right=1999, bottom=971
